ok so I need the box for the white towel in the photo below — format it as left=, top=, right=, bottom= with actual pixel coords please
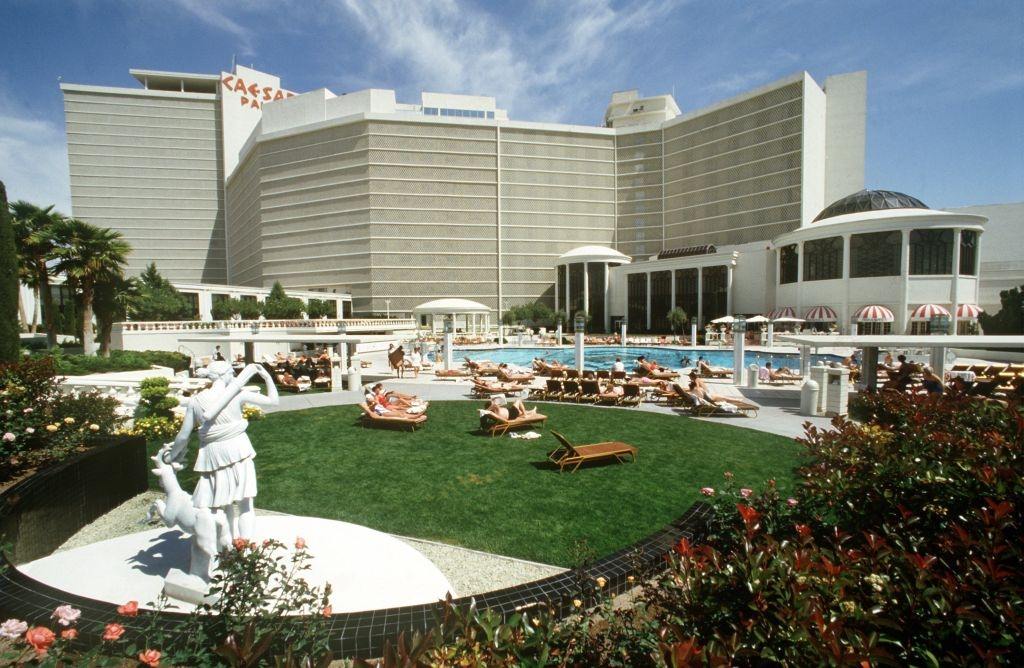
left=509, top=431, right=542, bottom=440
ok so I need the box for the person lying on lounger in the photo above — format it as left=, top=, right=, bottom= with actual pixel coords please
left=368, top=383, right=425, bottom=410
left=479, top=395, right=540, bottom=429
left=697, top=358, right=731, bottom=376
left=764, top=361, right=801, bottom=381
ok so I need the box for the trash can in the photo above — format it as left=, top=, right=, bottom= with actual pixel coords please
left=347, top=366, right=361, bottom=391
left=800, top=378, right=820, bottom=416
left=747, top=363, right=759, bottom=387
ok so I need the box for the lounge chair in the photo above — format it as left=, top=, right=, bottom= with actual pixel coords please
left=497, top=368, right=535, bottom=383
left=471, top=379, right=524, bottom=398
left=546, top=430, right=637, bottom=473
left=276, top=374, right=311, bottom=393
left=619, top=383, right=642, bottom=407
left=484, top=411, right=548, bottom=437
left=579, top=380, right=601, bottom=403
left=434, top=368, right=472, bottom=378
left=610, top=370, right=628, bottom=383
left=539, top=378, right=564, bottom=401
left=698, top=363, right=732, bottom=378
left=357, top=403, right=427, bottom=431
left=561, top=379, right=582, bottom=402
left=687, top=395, right=759, bottom=418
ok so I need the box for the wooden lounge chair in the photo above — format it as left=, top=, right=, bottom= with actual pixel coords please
left=688, top=395, right=759, bottom=418
left=698, top=363, right=732, bottom=379
left=610, top=370, right=628, bottom=383
left=579, top=379, right=601, bottom=403
left=561, top=379, right=582, bottom=402
left=540, top=378, right=564, bottom=401
left=471, top=379, right=524, bottom=398
left=619, top=383, right=642, bottom=407
left=485, top=411, right=548, bottom=437
left=434, top=368, right=472, bottom=378
left=357, top=403, right=427, bottom=431
left=547, top=430, right=637, bottom=473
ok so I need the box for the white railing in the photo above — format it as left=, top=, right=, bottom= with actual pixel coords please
left=117, top=318, right=417, bottom=333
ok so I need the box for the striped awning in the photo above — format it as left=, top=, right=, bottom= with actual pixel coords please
left=956, top=304, right=983, bottom=319
left=853, top=304, right=895, bottom=323
left=910, top=303, right=951, bottom=322
left=804, top=305, right=838, bottom=322
left=768, top=306, right=796, bottom=320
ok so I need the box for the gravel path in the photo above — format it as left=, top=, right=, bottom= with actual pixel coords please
left=55, top=493, right=564, bottom=596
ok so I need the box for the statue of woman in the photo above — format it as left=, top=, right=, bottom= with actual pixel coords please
left=164, top=361, right=278, bottom=540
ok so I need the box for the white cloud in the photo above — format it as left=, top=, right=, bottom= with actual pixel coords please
left=167, top=0, right=257, bottom=56
left=335, top=0, right=673, bottom=122
left=0, top=101, right=71, bottom=213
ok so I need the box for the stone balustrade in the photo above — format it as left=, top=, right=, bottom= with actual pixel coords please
left=116, top=318, right=417, bottom=333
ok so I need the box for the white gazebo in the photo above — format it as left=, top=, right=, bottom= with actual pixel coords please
left=413, top=298, right=492, bottom=334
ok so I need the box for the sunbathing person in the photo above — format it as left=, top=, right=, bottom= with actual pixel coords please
left=764, top=361, right=801, bottom=381
left=697, top=359, right=731, bottom=377
left=370, top=383, right=424, bottom=409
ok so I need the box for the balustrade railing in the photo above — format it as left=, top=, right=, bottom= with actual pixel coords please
left=116, top=318, right=417, bottom=333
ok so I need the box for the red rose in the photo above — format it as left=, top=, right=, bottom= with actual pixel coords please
left=138, top=649, right=161, bottom=667
left=24, top=627, right=55, bottom=655
left=233, top=538, right=248, bottom=551
left=322, top=605, right=332, bottom=617
left=117, top=600, right=139, bottom=617
left=102, top=623, right=125, bottom=641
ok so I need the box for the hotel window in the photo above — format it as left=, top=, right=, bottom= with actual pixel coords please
left=423, top=107, right=439, bottom=116
left=556, top=265, right=566, bottom=311
left=910, top=229, right=954, bottom=275
left=674, top=268, right=699, bottom=323
left=701, top=266, right=728, bottom=322
left=850, top=231, right=901, bottom=278
left=779, top=244, right=799, bottom=284
left=587, top=263, right=606, bottom=330
left=859, top=321, right=892, bottom=336
left=569, top=263, right=585, bottom=315
left=803, top=237, right=843, bottom=281
left=650, top=271, right=672, bottom=332
left=959, top=230, right=978, bottom=275
left=181, top=292, right=200, bottom=319
left=627, top=274, right=648, bottom=332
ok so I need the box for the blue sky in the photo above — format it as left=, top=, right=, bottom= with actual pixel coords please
left=1, top=0, right=1021, bottom=213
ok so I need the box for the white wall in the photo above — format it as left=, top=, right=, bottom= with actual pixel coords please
left=947, top=201, right=1024, bottom=312
left=730, top=242, right=774, bottom=314
left=823, top=71, right=867, bottom=204
left=220, top=65, right=287, bottom=175
left=800, top=73, right=828, bottom=226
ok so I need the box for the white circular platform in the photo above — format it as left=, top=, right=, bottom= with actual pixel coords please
left=19, top=515, right=454, bottom=613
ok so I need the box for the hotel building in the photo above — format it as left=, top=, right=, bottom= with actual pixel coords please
left=61, top=66, right=871, bottom=320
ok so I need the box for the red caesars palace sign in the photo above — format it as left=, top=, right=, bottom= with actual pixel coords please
left=221, top=73, right=294, bottom=110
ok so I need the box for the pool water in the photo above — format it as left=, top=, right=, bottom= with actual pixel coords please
left=458, top=346, right=839, bottom=372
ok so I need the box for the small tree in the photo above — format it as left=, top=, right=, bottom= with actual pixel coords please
left=131, top=262, right=192, bottom=321
left=667, top=307, right=688, bottom=334
left=0, top=182, right=20, bottom=362
left=211, top=296, right=239, bottom=320
left=978, top=285, right=1023, bottom=335
left=237, top=298, right=263, bottom=320
left=134, top=376, right=178, bottom=420
left=94, top=273, right=139, bottom=356
left=261, top=281, right=304, bottom=319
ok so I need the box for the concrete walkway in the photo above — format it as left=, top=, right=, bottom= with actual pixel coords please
left=266, top=374, right=836, bottom=440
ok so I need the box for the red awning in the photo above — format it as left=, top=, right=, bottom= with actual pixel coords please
left=853, top=304, right=895, bottom=322
left=910, top=304, right=951, bottom=322
left=804, top=305, right=838, bottom=322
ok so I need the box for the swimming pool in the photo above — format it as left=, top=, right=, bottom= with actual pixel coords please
left=458, top=346, right=840, bottom=371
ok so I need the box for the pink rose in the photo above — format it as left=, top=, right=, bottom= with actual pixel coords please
left=52, top=604, right=81, bottom=626
left=117, top=600, right=139, bottom=617
left=787, top=498, right=798, bottom=507
left=0, top=619, right=27, bottom=638
left=102, top=623, right=125, bottom=641
left=138, top=649, right=161, bottom=667
left=739, top=488, right=753, bottom=498
left=60, top=628, right=78, bottom=640
left=700, top=487, right=715, bottom=496
left=2, top=432, right=14, bottom=442
left=24, top=627, right=55, bottom=656
left=295, top=536, right=307, bottom=550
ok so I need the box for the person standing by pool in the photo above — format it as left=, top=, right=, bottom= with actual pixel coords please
left=612, top=357, right=625, bottom=373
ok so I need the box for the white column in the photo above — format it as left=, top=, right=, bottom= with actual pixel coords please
left=733, top=328, right=744, bottom=387
left=645, top=272, right=652, bottom=331
left=767, top=322, right=774, bottom=349
left=583, top=263, right=589, bottom=320
left=901, top=229, right=912, bottom=334
left=443, top=331, right=454, bottom=370
left=951, top=229, right=962, bottom=334
left=696, top=268, right=704, bottom=328
left=841, top=233, right=851, bottom=334
left=198, top=291, right=213, bottom=322
left=796, top=241, right=805, bottom=319
left=726, top=264, right=734, bottom=316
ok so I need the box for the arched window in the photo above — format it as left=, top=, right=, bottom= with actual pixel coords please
left=803, top=237, right=843, bottom=281
left=909, top=229, right=953, bottom=275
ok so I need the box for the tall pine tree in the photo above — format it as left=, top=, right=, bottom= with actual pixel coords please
left=0, top=182, right=21, bottom=361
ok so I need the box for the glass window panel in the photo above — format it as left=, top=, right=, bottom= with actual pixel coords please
left=627, top=274, right=648, bottom=332
left=701, top=266, right=728, bottom=321
left=674, top=268, right=698, bottom=324
left=850, top=231, right=901, bottom=278
left=556, top=265, right=566, bottom=311
left=650, top=271, right=672, bottom=332
left=569, top=263, right=585, bottom=315
left=804, top=236, right=844, bottom=281
left=910, top=229, right=953, bottom=275
left=779, top=244, right=799, bottom=284
left=959, top=230, right=978, bottom=276
left=587, top=262, right=606, bottom=331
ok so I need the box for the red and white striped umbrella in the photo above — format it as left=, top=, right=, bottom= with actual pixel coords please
left=804, top=305, right=838, bottom=322
left=910, top=303, right=951, bottom=322
left=768, top=306, right=796, bottom=320
left=853, top=304, right=895, bottom=322
left=956, top=304, right=983, bottom=319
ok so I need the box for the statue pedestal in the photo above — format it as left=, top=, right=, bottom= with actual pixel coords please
left=164, top=568, right=218, bottom=605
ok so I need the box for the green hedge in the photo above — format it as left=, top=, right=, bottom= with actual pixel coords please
left=35, top=350, right=191, bottom=376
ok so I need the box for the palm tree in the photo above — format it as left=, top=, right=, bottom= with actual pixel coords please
left=94, top=273, right=139, bottom=357
left=9, top=201, right=61, bottom=346
left=48, top=218, right=130, bottom=355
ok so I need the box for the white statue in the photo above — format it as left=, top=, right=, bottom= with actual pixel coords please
left=154, top=361, right=279, bottom=602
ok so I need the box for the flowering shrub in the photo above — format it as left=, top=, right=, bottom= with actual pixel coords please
left=0, top=357, right=124, bottom=478
left=134, top=376, right=178, bottom=421
left=0, top=538, right=332, bottom=665
left=120, top=415, right=182, bottom=442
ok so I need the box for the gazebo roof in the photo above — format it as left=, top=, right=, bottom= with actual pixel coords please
left=412, top=298, right=491, bottom=314
left=557, top=245, right=632, bottom=264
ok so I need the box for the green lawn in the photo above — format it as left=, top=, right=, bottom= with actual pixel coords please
left=153, top=401, right=802, bottom=566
